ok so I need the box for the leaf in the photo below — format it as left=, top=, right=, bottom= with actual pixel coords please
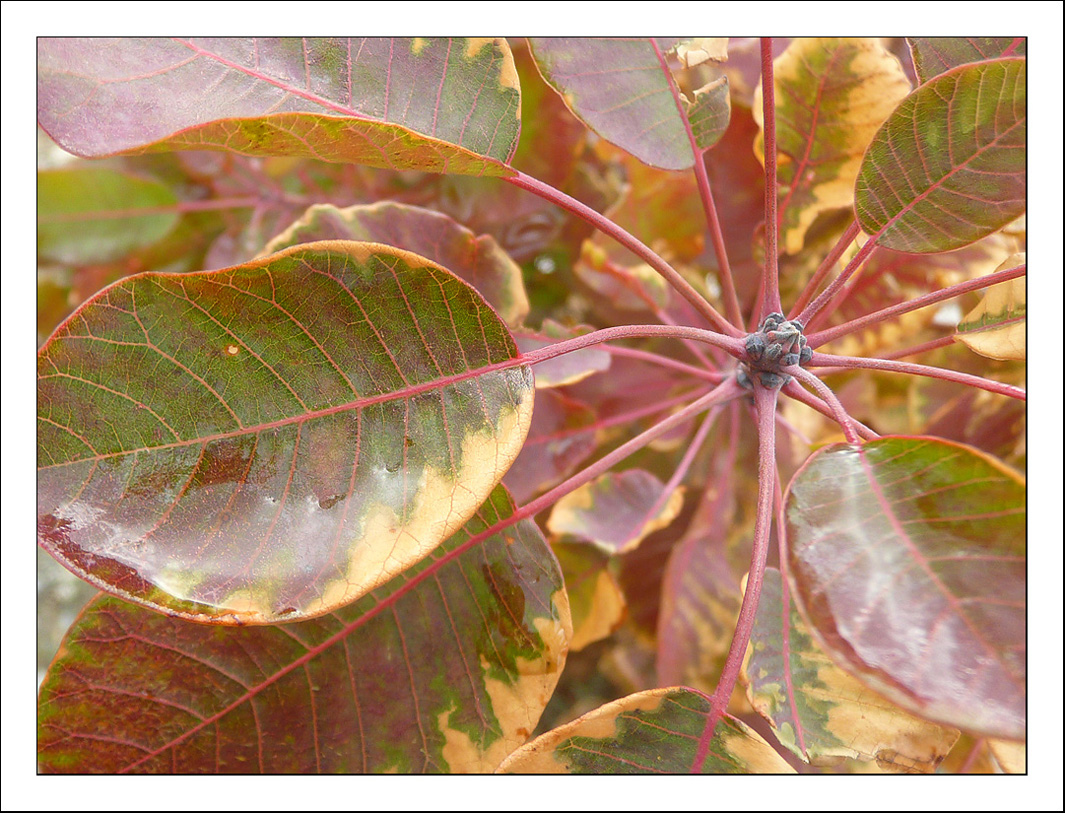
left=673, top=38, right=729, bottom=69
left=987, top=739, right=1026, bottom=773
left=38, top=38, right=519, bottom=176
left=547, top=469, right=685, bottom=555
left=553, top=542, right=627, bottom=651
left=528, top=38, right=697, bottom=170
left=264, top=202, right=529, bottom=327
left=785, top=437, right=1025, bottom=740
left=956, top=253, right=1026, bottom=361
left=37, top=241, right=534, bottom=623
left=38, top=168, right=180, bottom=265
left=908, top=37, right=1025, bottom=84
left=38, top=486, right=571, bottom=774
left=854, top=58, right=1026, bottom=253
left=687, top=76, right=731, bottom=151
left=743, top=568, right=959, bottom=772
left=753, top=38, right=911, bottom=254
left=502, top=388, right=597, bottom=504
left=497, top=687, right=793, bottom=773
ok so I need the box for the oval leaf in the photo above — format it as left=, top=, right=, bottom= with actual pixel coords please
left=38, top=38, right=520, bottom=176
left=528, top=38, right=695, bottom=170
left=754, top=38, right=911, bottom=254
left=908, top=37, right=1025, bottom=84
left=38, top=486, right=571, bottom=773
left=38, top=167, right=180, bottom=265
left=547, top=469, right=684, bottom=555
left=956, top=253, right=1026, bottom=361
left=743, top=568, right=959, bottom=772
left=785, top=437, right=1025, bottom=739
left=854, top=58, right=1026, bottom=253
left=552, top=541, right=627, bottom=651
left=38, top=241, right=534, bottom=623
left=498, top=687, right=793, bottom=773
left=264, top=202, right=530, bottom=327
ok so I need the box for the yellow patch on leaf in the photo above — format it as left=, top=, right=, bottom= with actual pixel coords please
left=957, top=254, right=1026, bottom=361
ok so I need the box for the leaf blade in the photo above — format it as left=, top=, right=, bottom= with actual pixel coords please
left=38, top=37, right=520, bottom=175
left=38, top=486, right=571, bottom=774
left=854, top=58, right=1026, bottom=253
left=785, top=437, right=1025, bottom=740
left=38, top=241, right=534, bottom=623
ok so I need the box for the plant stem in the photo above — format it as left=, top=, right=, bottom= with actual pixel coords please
left=794, top=230, right=881, bottom=327
left=876, top=334, right=956, bottom=360
left=789, top=220, right=860, bottom=319
left=519, top=324, right=744, bottom=370
left=601, top=344, right=724, bottom=382
left=650, top=39, right=744, bottom=328
left=619, top=407, right=720, bottom=549
left=808, top=264, right=1027, bottom=348
left=692, top=383, right=778, bottom=771
left=810, top=351, right=1026, bottom=401
left=789, top=367, right=862, bottom=444
left=505, top=170, right=743, bottom=337
left=759, top=38, right=782, bottom=318
left=780, top=379, right=879, bottom=441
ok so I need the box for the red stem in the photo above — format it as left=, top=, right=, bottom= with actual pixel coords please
left=649, top=39, right=744, bottom=329
left=780, top=379, right=879, bottom=441
left=789, top=367, right=861, bottom=444
left=602, top=344, right=724, bottom=382
left=795, top=230, right=882, bottom=327
left=789, top=220, right=860, bottom=319
left=810, top=351, right=1026, bottom=401
left=808, top=264, right=1027, bottom=348
left=759, top=38, right=782, bottom=317
left=691, top=383, right=778, bottom=771
left=505, top=171, right=743, bottom=338
left=620, top=407, right=720, bottom=549
left=876, top=334, right=956, bottom=360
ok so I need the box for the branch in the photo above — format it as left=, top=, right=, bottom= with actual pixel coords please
left=789, top=220, right=860, bottom=318
left=780, top=378, right=879, bottom=441
left=759, top=38, right=782, bottom=317
left=650, top=39, right=744, bottom=328
left=810, top=351, right=1026, bottom=401
left=808, top=263, right=1027, bottom=348
left=506, top=170, right=744, bottom=338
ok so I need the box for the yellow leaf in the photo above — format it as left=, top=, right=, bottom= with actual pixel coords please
left=957, top=254, right=1026, bottom=361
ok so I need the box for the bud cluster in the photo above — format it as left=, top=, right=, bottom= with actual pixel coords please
left=737, top=312, right=812, bottom=390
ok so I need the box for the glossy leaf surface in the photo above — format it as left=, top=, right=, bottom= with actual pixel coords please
left=854, top=58, right=1026, bottom=253
left=908, top=37, right=1025, bottom=84
left=785, top=437, right=1025, bottom=739
left=38, top=486, right=571, bottom=773
left=754, top=38, right=910, bottom=254
left=264, top=202, right=529, bottom=327
left=498, top=688, right=793, bottom=773
left=956, top=254, right=1026, bottom=361
left=743, top=569, right=959, bottom=772
left=528, top=38, right=696, bottom=170
left=38, top=38, right=519, bottom=176
left=38, top=241, right=534, bottom=623
left=38, top=168, right=180, bottom=265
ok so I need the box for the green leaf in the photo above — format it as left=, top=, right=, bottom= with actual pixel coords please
left=528, top=38, right=699, bottom=170
left=38, top=486, right=571, bottom=773
left=956, top=253, right=1026, bottom=361
left=908, top=37, right=1025, bottom=84
left=785, top=437, right=1025, bottom=740
left=38, top=241, right=534, bottom=623
left=38, top=38, right=520, bottom=176
left=854, top=58, right=1026, bottom=253
left=38, top=168, right=180, bottom=265
left=743, top=568, right=959, bottom=772
left=498, top=688, right=793, bottom=773
left=264, top=202, right=529, bottom=327
left=754, top=38, right=911, bottom=254
left=688, top=76, right=731, bottom=151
